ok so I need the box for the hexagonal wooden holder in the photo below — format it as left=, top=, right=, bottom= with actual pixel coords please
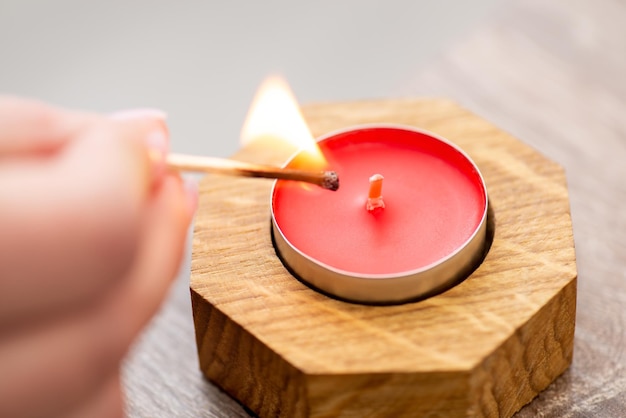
left=190, top=99, right=577, bottom=417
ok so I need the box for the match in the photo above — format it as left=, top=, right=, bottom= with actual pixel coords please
left=166, top=153, right=339, bottom=191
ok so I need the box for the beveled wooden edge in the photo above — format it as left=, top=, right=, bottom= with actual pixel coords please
left=190, top=98, right=577, bottom=417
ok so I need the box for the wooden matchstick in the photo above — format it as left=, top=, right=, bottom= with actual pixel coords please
left=166, top=153, right=339, bottom=191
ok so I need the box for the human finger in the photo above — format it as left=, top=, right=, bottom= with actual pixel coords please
left=0, top=114, right=166, bottom=326
left=0, top=96, right=94, bottom=156
left=63, top=373, right=124, bottom=418
left=103, top=173, right=194, bottom=347
left=0, top=174, right=193, bottom=418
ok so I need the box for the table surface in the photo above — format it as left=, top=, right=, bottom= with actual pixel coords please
left=123, top=0, right=626, bottom=416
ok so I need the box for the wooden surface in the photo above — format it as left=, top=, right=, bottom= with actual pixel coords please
left=190, top=99, right=576, bottom=417
left=122, top=0, right=626, bottom=416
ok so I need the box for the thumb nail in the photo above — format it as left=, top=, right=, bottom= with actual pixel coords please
left=110, top=108, right=169, bottom=182
left=145, top=130, right=169, bottom=181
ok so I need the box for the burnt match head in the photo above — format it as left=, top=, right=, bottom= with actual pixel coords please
left=322, top=171, right=340, bottom=191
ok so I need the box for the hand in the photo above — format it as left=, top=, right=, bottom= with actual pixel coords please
left=0, top=97, right=197, bottom=418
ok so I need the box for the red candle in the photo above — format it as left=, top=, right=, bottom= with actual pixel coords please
left=271, top=125, right=488, bottom=304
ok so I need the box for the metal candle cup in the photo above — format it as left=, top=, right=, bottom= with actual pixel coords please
left=271, top=125, right=489, bottom=304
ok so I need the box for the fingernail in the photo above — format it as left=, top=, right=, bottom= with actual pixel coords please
left=183, top=177, right=199, bottom=219
left=109, top=108, right=167, bottom=121
left=146, top=130, right=169, bottom=180
left=110, top=108, right=169, bottom=182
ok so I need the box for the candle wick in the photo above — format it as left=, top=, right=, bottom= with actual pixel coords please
left=366, top=174, right=385, bottom=212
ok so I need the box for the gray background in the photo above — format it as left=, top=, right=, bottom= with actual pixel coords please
left=0, top=0, right=499, bottom=157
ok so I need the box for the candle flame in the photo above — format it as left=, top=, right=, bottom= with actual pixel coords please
left=240, top=75, right=327, bottom=169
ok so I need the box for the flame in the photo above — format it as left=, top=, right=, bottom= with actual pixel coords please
left=240, top=75, right=327, bottom=169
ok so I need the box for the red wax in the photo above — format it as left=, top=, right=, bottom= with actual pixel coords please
left=272, top=126, right=487, bottom=276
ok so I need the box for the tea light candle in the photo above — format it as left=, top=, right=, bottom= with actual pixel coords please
left=271, top=125, right=489, bottom=304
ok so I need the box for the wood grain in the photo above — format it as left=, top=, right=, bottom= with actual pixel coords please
left=122, top=0, right=626, bottom=416
left=403, top=0, right=626, bottom=415
left=190, top=99, right=576, bottom=417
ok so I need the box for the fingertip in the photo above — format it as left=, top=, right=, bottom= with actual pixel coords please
left=145, top=130, right=169, bottom=182
left=108, top=174, right=192, bottom=342
left=160, top=171, right=197, bottom=228
left=108, top=108, right=170, bottom=188
left=144, top=173, right=192, bottom=276
left=182, top=176, right=199, bottom=220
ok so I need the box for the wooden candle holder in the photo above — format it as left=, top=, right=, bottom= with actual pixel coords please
left=190, top=99, right=577, bottom=417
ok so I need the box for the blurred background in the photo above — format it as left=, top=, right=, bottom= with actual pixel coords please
left=0, top=0, right=500, bottom=157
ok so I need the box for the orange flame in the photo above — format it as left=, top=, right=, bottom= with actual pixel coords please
left=240, top=75, right=326, bottom=169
